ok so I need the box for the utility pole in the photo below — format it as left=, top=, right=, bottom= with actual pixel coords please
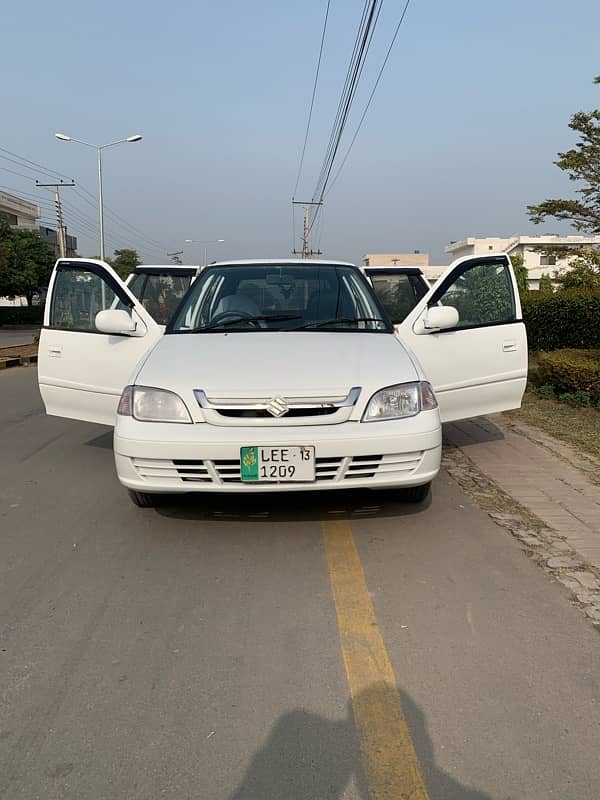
left=167, top=250, right=184, bottom=264
left=35, top=179, right=75, bottom=258
left=292, top=199, right=323, bottom=259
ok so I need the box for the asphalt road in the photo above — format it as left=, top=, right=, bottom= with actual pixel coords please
left=0, top=327, right=39, bottom=347
left=1, top=367, right=599, bottom=800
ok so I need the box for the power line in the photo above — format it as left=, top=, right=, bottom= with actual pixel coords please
left=0, top=147, right=73, bottom=181
left=325, top=0, right=412, bottom=197
left=0, top=180, right=163, bottom=261
left=307, top=0, right=385, bottom=241
left=292, top=0, right=331, bottom=198
left=74, top=184, right=171, bottom=252
left=311, top=0, right=382, bottom=203
left=0, top=146, right=172, bottom=254
left=0, top=165, right=39, bottom=181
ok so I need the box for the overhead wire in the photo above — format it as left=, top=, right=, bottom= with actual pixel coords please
left=311, top=0, right=381, bottom=203
left=0, top=147, right=170, bottom=257
left=325, top=0, right=412, bottom=198
left=290, top=0, right=414, bottom=248
left=308, top=0, right=384, bottom=234
left=292, top=0, right=331, bottom=199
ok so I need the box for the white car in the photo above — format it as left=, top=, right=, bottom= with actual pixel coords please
left=38, top=256, right=527, bottom=507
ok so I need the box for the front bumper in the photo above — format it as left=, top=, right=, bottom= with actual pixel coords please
left=113, top=412, right=442, bottom=493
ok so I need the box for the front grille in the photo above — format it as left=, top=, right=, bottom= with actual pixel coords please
left=215, top=407, right=338, bottom=419
left=132, top=451, right=423, bottom=486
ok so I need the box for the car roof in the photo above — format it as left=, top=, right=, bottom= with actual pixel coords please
left=134, top=264, right=200, bottom=271
left=364, top=265, right=424, bottom=275
left=208, top=258, right=357, bottom=267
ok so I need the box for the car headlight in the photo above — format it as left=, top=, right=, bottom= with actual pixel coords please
left=117, top=385, right=192, bottom=423
left=362, top=381, right=437, bottom=422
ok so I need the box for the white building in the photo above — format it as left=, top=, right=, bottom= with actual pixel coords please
left=445, top=235, right=600, bottom=289
left=0, top=191, right=40, bottom=230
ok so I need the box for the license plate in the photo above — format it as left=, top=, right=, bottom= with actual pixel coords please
left=240, top=446, right=315, bottom=482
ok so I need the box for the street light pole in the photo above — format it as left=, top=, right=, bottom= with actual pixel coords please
left=55, top=132, right=143, bottom=262
left=97, top=147, right=105, bottom=260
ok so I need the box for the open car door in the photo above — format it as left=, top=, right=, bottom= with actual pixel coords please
left=38, top=259, right=162, bottom=425
left=395, top=254, right=528, bottom=423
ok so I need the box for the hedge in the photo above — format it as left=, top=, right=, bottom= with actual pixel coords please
left=536, top=349, right=600, bottom=401
left=0, top=306, right=44, bottom=326
left=521, top=290, right=600, bottom=351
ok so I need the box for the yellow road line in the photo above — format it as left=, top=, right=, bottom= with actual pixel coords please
left=322, top=518, right=430, bottom=800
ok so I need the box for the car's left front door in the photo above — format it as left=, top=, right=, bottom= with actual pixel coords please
left=38, top=259, right=162, bottom=425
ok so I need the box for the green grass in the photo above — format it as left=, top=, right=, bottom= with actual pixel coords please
left=506, top=389, right=600, bottom=461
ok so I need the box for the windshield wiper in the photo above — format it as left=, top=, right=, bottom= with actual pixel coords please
left=296, top=316, right=387, bottom=330
left=188, top=314, right=303, bottom=332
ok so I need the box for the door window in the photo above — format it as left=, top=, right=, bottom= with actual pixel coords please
left=432, top=258, right=516, bottom=330
left=49, top=266, right=124, bottom=332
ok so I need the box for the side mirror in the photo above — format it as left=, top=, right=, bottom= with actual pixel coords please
left=420, top=305, right=459, bottom=332
left=95, top=309, right=139, bottom=336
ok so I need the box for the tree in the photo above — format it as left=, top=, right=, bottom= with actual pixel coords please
left=510, top=254, right=529, bottom=300
left=527, top=76, right=600, bottom=233
left=555, top=248, right=600, bottom=290
left=0, top=221, right=55, bottom=305
left=538, top=272, right=554, bottom=294
left=111, top=248, right=140, bottom=279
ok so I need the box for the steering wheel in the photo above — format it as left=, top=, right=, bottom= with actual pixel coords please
left=208, top=309, right=261, bottom=328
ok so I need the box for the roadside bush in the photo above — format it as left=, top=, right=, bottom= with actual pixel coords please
left=557, top=390, right=596, bottom=408
left=0, top=306, right=43, bottom=326
left=536, top=349, right=600, bottom=402
left=522, top=290, right=600, bottom=351
left=535, top=384, right=556, bottom=400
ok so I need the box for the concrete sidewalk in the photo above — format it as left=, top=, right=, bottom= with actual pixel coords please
left=445, top=416, right=600, bottom=571
left=0, top=327, right=39, bottom=347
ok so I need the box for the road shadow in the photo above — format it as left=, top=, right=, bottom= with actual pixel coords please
left=155, top=486, right=432, bottom=524
left=84, top=430, right=114, bottom=450
left=443, top=418, right=505, bottom=448
left=230, top=684, right=492, bottom=799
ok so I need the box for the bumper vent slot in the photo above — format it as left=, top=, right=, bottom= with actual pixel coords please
left=131, top=451, right=423, bottom=486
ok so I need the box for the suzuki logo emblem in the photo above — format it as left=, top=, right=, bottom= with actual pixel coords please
left=266, top=396, right=289, bottom=417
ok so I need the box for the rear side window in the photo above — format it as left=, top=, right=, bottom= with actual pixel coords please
left=369, top=273, right=427, bottom=323
left=50, top=267, right=119, bottom=331
left=125, top=274, right=192, bottom=324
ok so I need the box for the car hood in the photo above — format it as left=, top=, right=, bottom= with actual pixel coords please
left=137, top=330, right=416, bottom=394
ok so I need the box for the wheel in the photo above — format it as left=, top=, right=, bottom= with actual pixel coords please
left=401, top=482, right=431, bottom=503
left=127, top=489, right=164, bottom=508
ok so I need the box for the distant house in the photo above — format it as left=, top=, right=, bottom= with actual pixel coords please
left=0, top=191, right=40, bottom=230
left=445, top=235, right=600, bottom=289
left=0, top=191, right=77, bottom=306
left=38, top=225, right=78, bottom=258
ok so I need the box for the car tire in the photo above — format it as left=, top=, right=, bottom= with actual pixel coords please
left=127, top=489, right=163, bottom=508
left=402, top=482, right=431, bottom=503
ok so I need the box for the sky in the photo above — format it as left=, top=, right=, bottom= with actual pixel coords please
left=1, top=0, right=599, bottom=266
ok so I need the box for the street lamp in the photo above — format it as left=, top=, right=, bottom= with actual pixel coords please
left=185, top=238, right=225, bottom=267
left=55, top=132, right=143, bottom=261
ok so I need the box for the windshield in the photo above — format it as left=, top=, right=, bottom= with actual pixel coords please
left=168, top=264, right=391, bottom=333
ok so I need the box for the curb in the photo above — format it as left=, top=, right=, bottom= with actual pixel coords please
left=0, top=355, right=38, bottom=370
